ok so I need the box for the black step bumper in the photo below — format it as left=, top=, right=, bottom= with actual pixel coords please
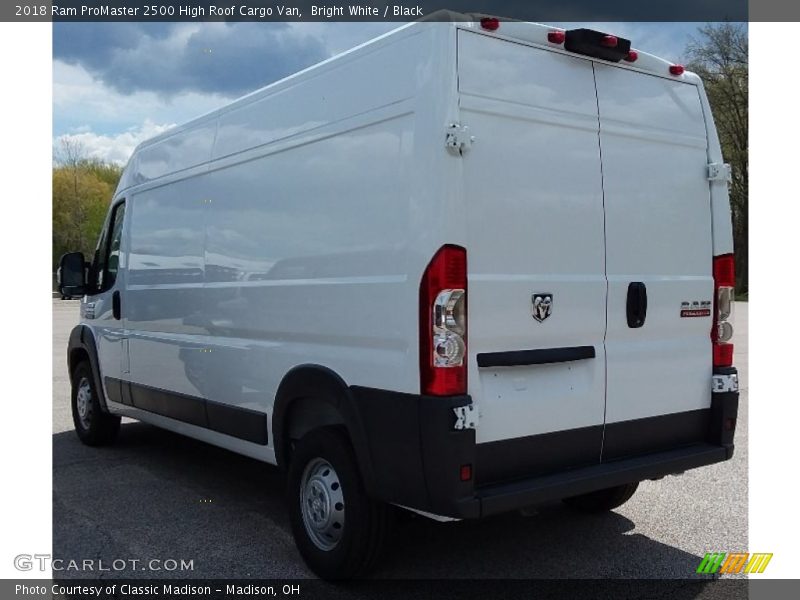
left=474, top=442, right=727, bottom=517
left=349, top=378, right=738, bottom=520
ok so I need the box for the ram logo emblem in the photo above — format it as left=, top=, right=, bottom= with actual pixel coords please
left=532, top=293, right=553, bottom=323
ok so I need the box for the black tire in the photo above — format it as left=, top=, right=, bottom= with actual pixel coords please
left=287, top=427, right=391, bottom=579
left=562, top=482, right=639, bottom=513
left=71, top=361, right=120, bottom=446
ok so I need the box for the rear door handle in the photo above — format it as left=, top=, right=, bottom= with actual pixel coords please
left=626, top=282, right=647, bottom=328
left=112, top=290, right=121, bottom=320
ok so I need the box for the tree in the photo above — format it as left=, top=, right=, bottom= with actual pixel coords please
left=52, top=139, right=122, bottom=268
left=687, top=23, right=748, bottom=295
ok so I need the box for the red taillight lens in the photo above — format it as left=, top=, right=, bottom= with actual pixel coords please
left=547, top=30, right=566, bottom=44
left=480, top=17, right=500, bottom=32
left=713, top=254, right=735, bottom=288
left=624, top=50, right=638, bottom=62
left=669, top=64, right=685, bottom=76
left=601, top=35, right=618, bottom=48
left=420, top=245, right=467, bottom=396
left=712, top=254, right=735, bottom=367
left=714, top=343, right=734, bottom=368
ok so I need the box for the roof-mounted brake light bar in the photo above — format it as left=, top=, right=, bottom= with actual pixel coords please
left=478, top=20, right=685, bottom=77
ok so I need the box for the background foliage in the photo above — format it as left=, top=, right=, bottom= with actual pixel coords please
left=52, top=139, right=122, bottom=267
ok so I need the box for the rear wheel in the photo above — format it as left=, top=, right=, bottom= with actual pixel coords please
left=71, top=361, right=120, bottom=446
left=562, top=482, right=639, bottom=513
left=287, top=428, right=390, bottom=579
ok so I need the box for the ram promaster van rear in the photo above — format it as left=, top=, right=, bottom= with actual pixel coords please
left=60, top=16, right=739, bottom=579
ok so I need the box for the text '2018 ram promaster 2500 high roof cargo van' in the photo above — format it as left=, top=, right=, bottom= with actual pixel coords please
left=59, top=17, right=739, bottom=579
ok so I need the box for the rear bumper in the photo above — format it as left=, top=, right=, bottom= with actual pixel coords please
left=350, top=374, right=738, bottom=520
left=474, top=442, right=727, bottom=517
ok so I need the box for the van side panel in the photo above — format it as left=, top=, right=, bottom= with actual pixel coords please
left=108, top=25, right=459, bottom=463
left=129, top=28, right=451, bottom=441
left=126, top=176, right=207, bottom=399
left=201, top=114, right=415, bottom=415
left=210, top=35, right=418, bottom=162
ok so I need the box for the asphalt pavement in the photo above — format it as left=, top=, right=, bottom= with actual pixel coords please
left=52, top=299, right=748, bottom=580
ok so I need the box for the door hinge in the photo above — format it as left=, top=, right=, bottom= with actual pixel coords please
left=445, top=123, right=474, bottom=156
left=707, top=162, right=732, bottom=182
left=453, top=404, right=478, bottom=430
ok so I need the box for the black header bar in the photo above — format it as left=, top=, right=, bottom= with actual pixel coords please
left=4, top=1, right=753, bottom=23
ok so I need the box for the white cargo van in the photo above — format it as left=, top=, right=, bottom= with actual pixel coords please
left=59, top=16, right=740, bottom=579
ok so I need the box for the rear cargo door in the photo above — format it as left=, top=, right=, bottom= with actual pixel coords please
left=594, top=64, right=714, bottom=460
left=457, top=31, right=608, bottom=483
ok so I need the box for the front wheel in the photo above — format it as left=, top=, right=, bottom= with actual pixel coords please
left=71, top=361, right=120, bottom=446
left=562, top=482, right=639, bottom=513
left=287, top=428, right=390, bottom=579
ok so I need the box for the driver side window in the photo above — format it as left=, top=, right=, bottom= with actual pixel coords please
left=91, top=200, right=126, bottom=293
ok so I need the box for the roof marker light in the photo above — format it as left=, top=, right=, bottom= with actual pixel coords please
left=624, top=50, right=638, bottom=62
left=601, top=35, right=618, bottom=48
left=480, top=17, right=500, bottom=32
left=669, top=64, right=685, bottom=76
left=547, top=30, right=566, bottom=44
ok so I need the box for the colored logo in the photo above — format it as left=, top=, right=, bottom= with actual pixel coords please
left=697, top=552, right=773, bottom=574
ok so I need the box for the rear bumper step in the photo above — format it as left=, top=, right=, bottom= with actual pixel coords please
left=474, top=443, right=727, bottom=517
left=349, top=384, right=738, bottom=521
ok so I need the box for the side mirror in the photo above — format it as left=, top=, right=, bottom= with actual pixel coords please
left=58, top=252, right=87, bottom=297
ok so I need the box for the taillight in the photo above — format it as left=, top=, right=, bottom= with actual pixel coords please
left=420, top=245, right=467, bottom=396
left=669, top=64, right=685, bottom=76
left=624, top=50, right=638, bottom=62
left=712, top=254, right=735, bottom=367
left=547, top=30, right=566, bottom=44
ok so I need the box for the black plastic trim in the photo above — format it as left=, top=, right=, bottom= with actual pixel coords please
left=477, top=346, right=595, bottom=368
left=713, top=366, right=739, bottom=377
left=477, top=444, right=727, bottom=517
left=349, top=386, right=476, bottom=517
left=206, top=398, right=269, bottom=445
left=272, top=365, right=374, bottom=490
left=626, top=281, right=648, bottom=328
left=130, top=381, right=207, bottom=428
left=106, top=378, right=268, bottom=445
left=67, top=324, right=109, bottom=413
left=708, top=388, right=739, bottom=459
left=320, top=385, right=738, bottom=520
left=476, top=424, right=603, bottom=486
left=601, top=409, right=710, bottom=462
left=564, top=28, right=632, bottom=62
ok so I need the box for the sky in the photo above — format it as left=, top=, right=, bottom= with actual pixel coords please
left=53, top=22, right=704, bottom=165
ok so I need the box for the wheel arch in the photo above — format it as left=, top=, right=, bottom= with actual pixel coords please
left=272, top=365, right=376, bottom=495
left=67, top=324, right=110, bottom=412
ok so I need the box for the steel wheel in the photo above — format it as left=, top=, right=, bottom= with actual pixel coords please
left=300, top=458, right=345, bottom=551
left=75, top=376, right=93, bottom=430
